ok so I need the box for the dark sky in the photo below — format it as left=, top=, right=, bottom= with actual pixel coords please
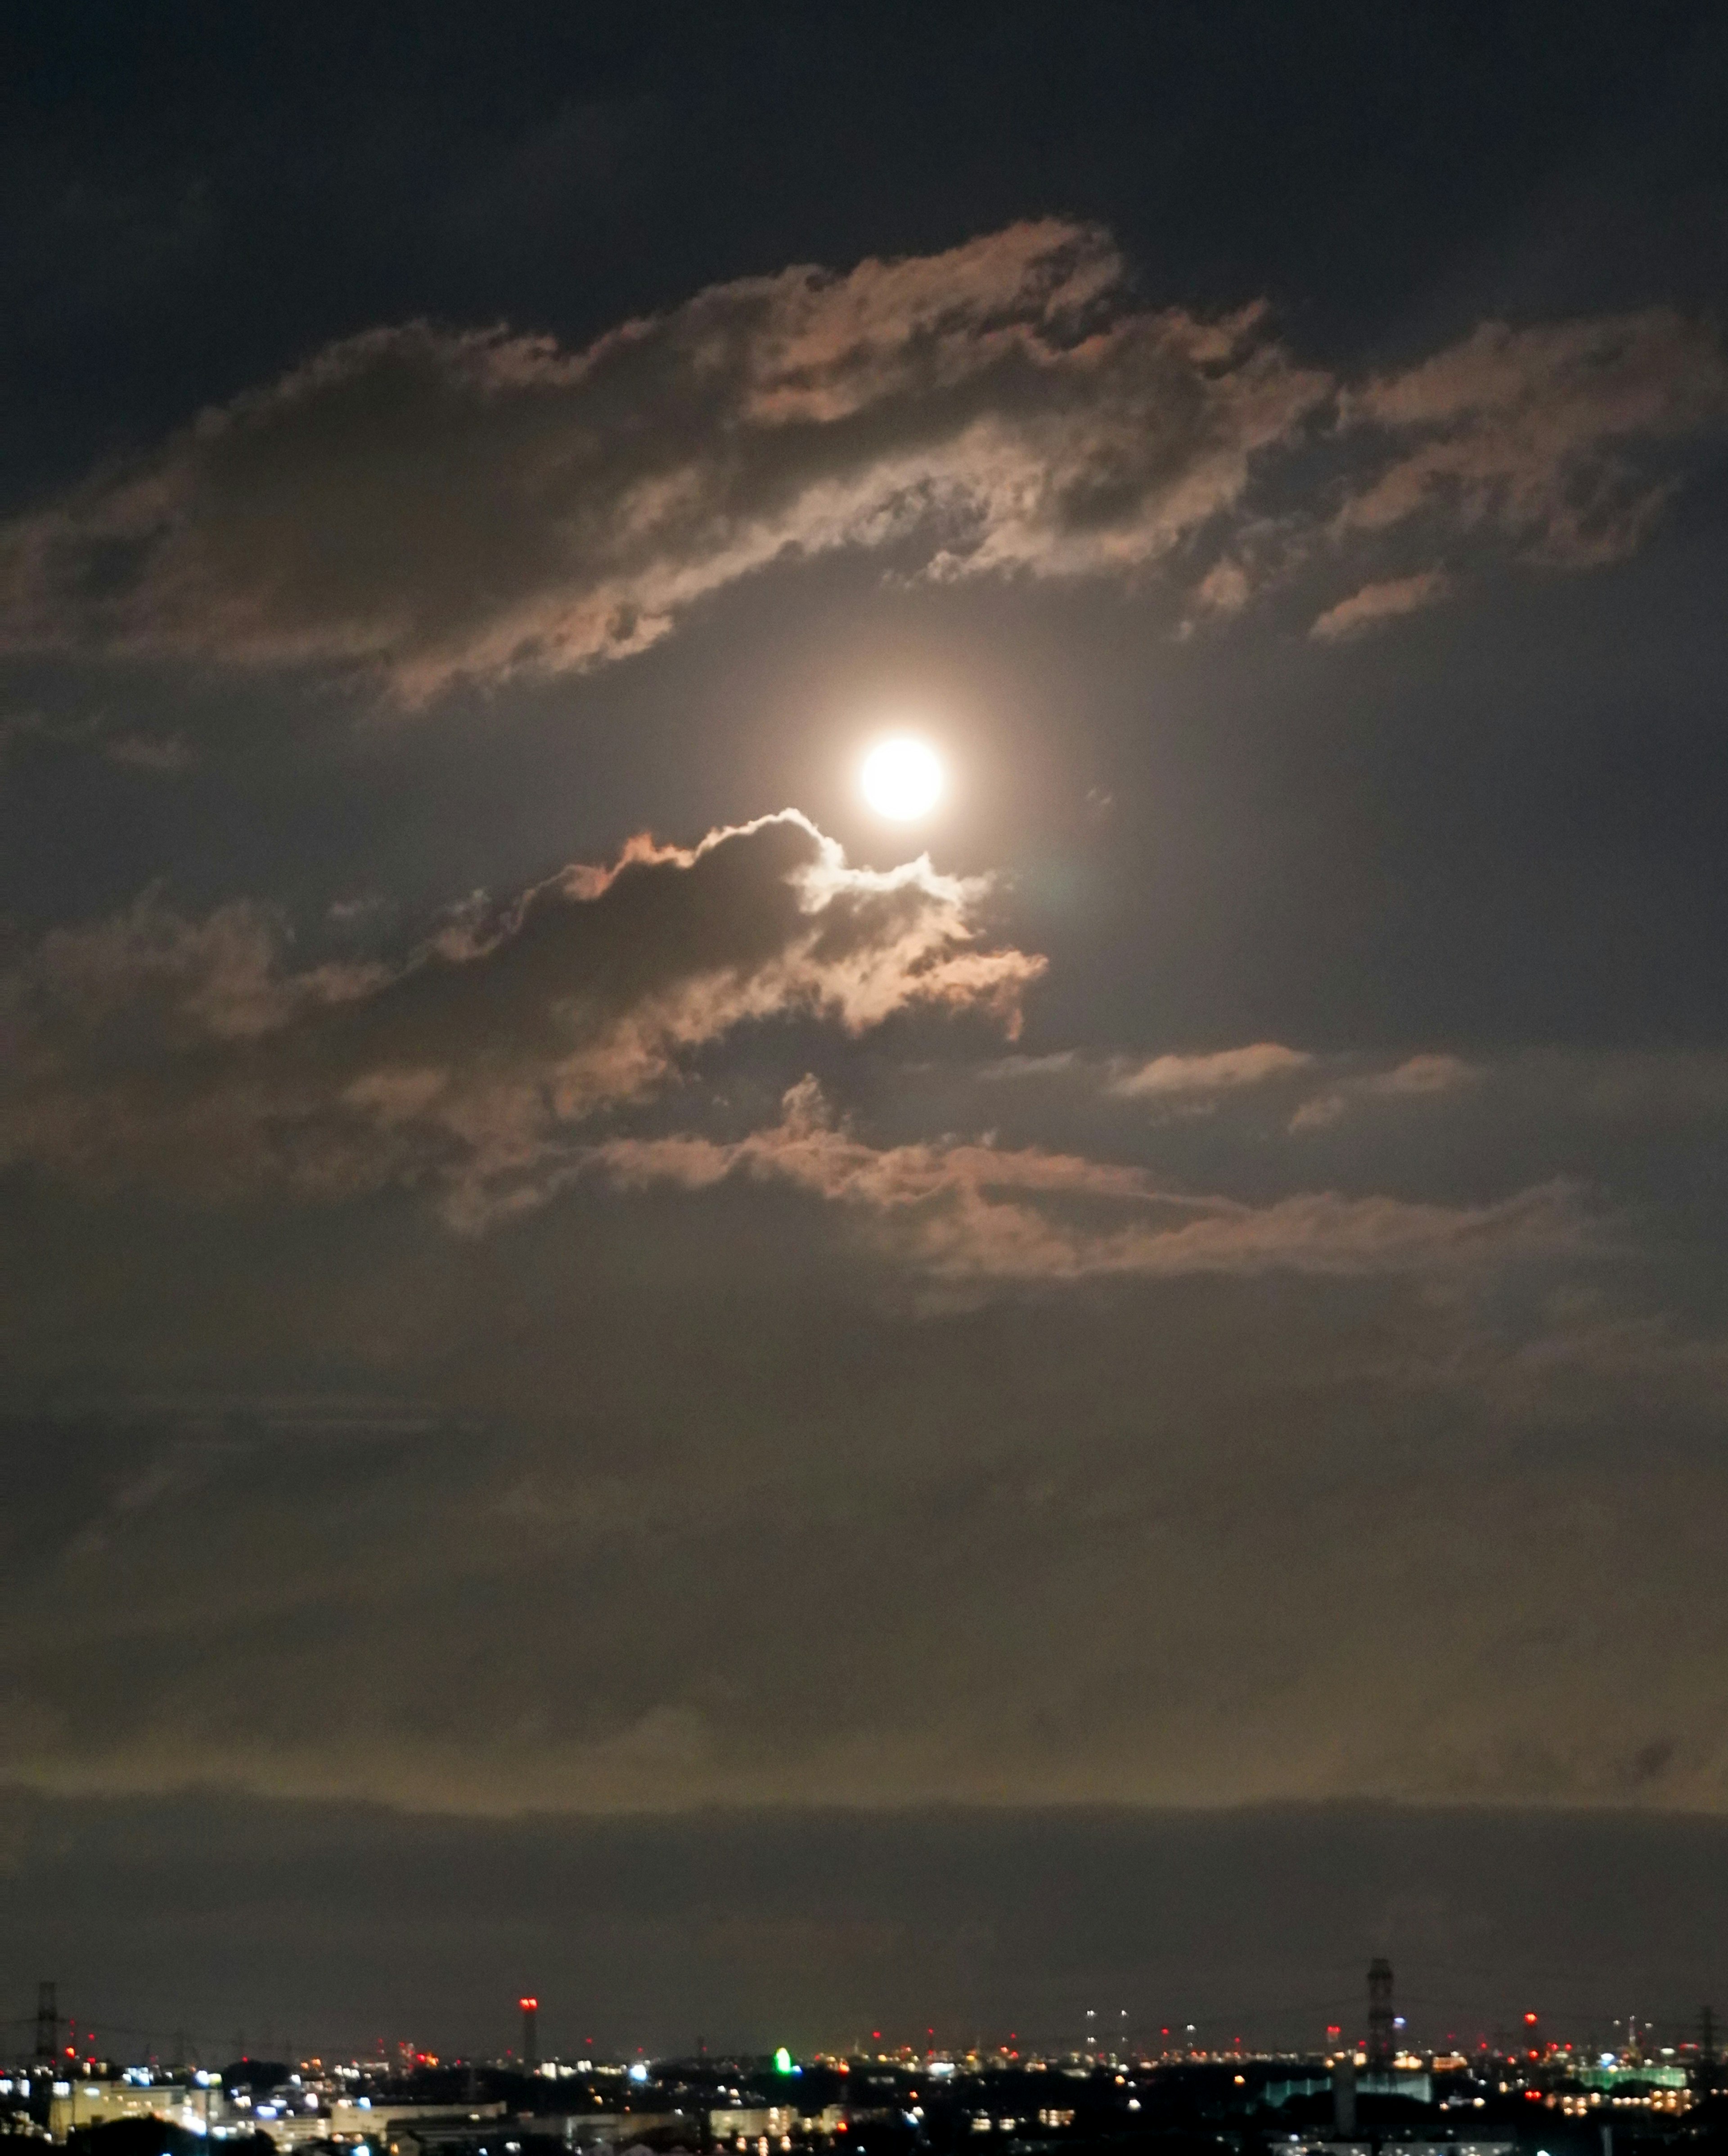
left=4, top=0, right=1728, bottom=2055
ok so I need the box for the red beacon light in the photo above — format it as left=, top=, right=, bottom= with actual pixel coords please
left=519, top=1998, right=538, bottom=2012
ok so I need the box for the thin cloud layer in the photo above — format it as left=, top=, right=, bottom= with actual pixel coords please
left=586, top=1076, right=1587, bottom=1287
left=0, top=813, right=1044, bottom=1215
left=1292, top=1052, right=1480, bottom=1130
left=1337, top=310, right=1728, bottom=567
left=1107, top=1041, right=1314, bottom=1098
left=2, top=228, right=1719, bottom=699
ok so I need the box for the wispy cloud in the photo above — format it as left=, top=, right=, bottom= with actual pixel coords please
left=1336, top=310, right=1728, bottom=567
left=1107, top=1042, right=1314, bottom=1098
left=583, top=1076, right=1587, bottom=1287
left=1292, top=1053, right=1479, bottom=1130
left=1310, top=569, right=1452, bottom=642
left=102, top=730, right=196, bottom=771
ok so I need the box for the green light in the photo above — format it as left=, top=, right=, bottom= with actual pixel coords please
left=774, top=2048, right=793, bottom=2075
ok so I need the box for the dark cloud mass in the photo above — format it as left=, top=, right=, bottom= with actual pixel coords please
left=9, top=1794, right=1728, bottom=2055
left=5, top=0, right=1728, bottom=2034
left=1, top=812, right=1041, bottom=1220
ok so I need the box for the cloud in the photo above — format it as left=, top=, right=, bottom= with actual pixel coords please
left=0, top=708, right=194, bottom=773
left=1310, top=568, right=1452, bottom=641
left=14, top=886, right=384, bottom=1045
left=0, top=813, right=1044, bottom=1215
left=1439, top=1303, right=1728, bottom=1427
left=2, top=235, right=1719, bottom=694
left=102, top=730, right=196, bottom=771
left=583, top=1076, right=1586, bottom=1287
left=1368, top=1052, right=1478, bottom=1096
left=984, top=1042, right=1483, bottom=1135
left=1107, top=1041, right=1314, bottom=1098
left=1336, top=310, right=1728, bottom=567
left=0, top=221, right=1328, bottom=700
left=979, top=1041, right=1313, bottom=1096
left=1291, top=1052, right=1478, bottom=1129
left=1190, top=555, right=1251, bottom=615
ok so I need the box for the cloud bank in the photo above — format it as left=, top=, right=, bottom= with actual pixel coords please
left=1, top=225, right=1720, bottom=697
left=0, top=223, right=1321, bottom=697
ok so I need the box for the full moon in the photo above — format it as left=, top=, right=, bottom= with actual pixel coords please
left=860, top=735, right=944, bottom=821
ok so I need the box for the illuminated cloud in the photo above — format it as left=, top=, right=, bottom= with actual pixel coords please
left=1336, top=310, right=1728, bottom=567
left=1107, top=1041, right=1314, bottom=1098
left=584, top=1077, right=1585, bottom=1286
left=0, top=233, right=1716, bottom=702
left=0, top=813, right=1044, bottom=1212
left=0, top=222, right=1328, bottom=699
left=1291, top=1052, right=1479, bottom=1130
left=1310, top=568, right=1453, bottom=642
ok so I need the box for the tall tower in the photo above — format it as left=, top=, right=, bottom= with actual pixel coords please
left=34, top=1983, right=59, bottom=2065
left=519, top=1998, right=540, bottom=2072
left=1366, top=1960, right=1395, bottom=2069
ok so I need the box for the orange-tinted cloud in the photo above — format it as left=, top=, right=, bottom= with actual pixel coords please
left=1107, top=1041, right=1314, bottom=1098
left=3, top=239, right=1719, bottom=703
left=0, top=222, right=1326, bottom=699
left=584, top=1076, right=1586, bottom=1285
left=1336, top=310, right=1728, bottom=566
left=1310, top=568, right=1453, bottom=641
left=0, top=814, right=1044, bottom=1213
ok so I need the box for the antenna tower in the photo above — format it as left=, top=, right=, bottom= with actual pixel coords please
left=1367, top=1959, right=1395, bottom=2068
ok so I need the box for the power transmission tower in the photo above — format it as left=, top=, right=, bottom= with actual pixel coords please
left=34, top=1983, right=59, bottom=2065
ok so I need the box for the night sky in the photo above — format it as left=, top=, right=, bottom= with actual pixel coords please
left=4, top=1, right=1728, bottom=2060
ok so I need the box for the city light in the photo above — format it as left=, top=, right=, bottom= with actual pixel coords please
left=0, top=1956, right=1711, bottom=2156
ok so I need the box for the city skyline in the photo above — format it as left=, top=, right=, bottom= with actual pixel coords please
left=4, top=0, right=1728, bottom=2055
left=4, top=1990, right=1720, bottom=2156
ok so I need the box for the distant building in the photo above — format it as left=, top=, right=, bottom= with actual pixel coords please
left=709, top=2106, right=801, bottom=2143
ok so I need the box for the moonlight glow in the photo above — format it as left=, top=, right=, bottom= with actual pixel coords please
left=860, top=735, right=945, bottom=821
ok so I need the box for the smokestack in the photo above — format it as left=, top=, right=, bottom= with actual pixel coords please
left=519, top=1998, right=539, bottom=2073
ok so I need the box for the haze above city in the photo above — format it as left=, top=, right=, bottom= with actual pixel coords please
left=4, top=0, right=1728, bottom=2057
